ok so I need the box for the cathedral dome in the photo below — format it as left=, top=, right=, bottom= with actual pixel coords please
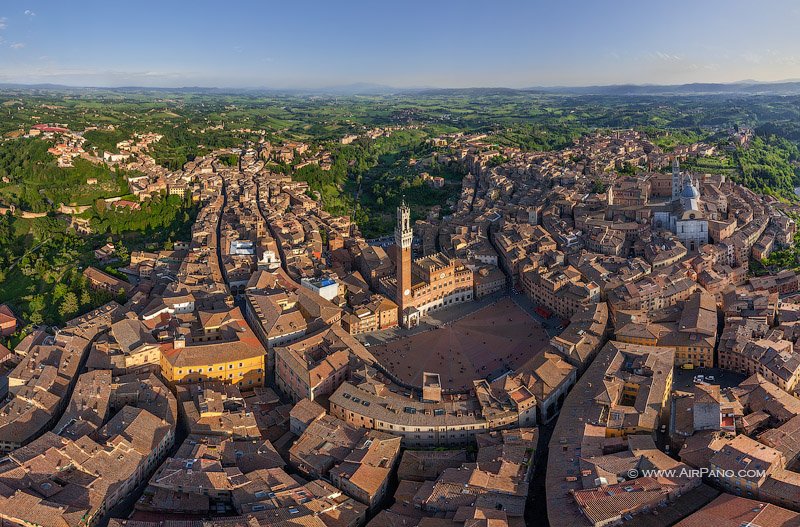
left=681, top=183, right=700, bottom=199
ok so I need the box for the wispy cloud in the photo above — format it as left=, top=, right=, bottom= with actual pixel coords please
left=740, top=50, right=799, bottom=67
left=23, top=9, right=35, bottom=17
left=10, top=42, right=25, bottom=49
left=0, top=67, right=206, bottom=87
left=654, top=51, right=682, bottom=62
left=0, top=17, right=7, bottom=30
left=741, top=52, right=762, bottom=64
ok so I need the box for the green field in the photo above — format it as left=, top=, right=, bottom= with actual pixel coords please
left=0, top=87, right=798, bottom=315
left=0, top=138, right=129, bottom=210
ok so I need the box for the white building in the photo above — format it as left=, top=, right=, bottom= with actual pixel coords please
left=654, top=163, right=708, bottom=253
left=300, top=276, right=339, bottom=301
left=230, top=240, right=255, bottom=256
left=675, top=179, right=708, bottom=252
left=258, top=249, right=280, bottom=271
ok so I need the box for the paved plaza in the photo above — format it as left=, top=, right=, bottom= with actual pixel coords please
left=369, top=297, right=550, bottom=391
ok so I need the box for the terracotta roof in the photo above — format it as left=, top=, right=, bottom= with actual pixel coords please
left=674, top=493, right=800, bottom=527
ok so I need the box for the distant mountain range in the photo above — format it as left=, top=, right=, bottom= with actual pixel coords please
left=410, top=81, right=800, bottom=97
left=4, top=80, right=800, bottom=97
left=527, top=80, right=800, bottom=96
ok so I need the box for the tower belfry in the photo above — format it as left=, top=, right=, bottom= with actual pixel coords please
left=395, top=200, right=412, bottom=315
left=671, top=158, right=682, bottom=201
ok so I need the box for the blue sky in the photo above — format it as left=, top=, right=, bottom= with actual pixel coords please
left=2, top=0, right=800, bottom=88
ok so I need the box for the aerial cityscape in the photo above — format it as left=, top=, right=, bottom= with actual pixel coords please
left=2, top=2, right=800, bottom=527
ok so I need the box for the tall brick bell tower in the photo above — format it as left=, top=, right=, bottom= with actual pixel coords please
left=395, top=200, right=412, bottom=324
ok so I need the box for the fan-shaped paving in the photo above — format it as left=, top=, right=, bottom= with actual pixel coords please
left=370, top=297, right=549, bottom=392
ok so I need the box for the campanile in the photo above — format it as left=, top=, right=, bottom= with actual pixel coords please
left=395, top=201, right=412, bottom=313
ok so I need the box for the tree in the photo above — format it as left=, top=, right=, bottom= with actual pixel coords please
left=59, top=292, right=79, bottom=319
left=116, top=242, right=129, bottom=262
left=591, top=179, right=608, bottom=194
left=52, top=283, right=69, bottom=300
left=0, top=212, right=13, bottom=251
left=31, top=216, right=63, bottom=242
left=27, top=295, right=45, bottom=325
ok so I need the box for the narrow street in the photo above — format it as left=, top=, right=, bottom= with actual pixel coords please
left=526, top=418, right=557, bottom=527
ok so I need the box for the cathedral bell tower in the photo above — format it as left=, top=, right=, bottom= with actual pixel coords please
left=395, top=201, right=412, bottom=315
left=671, top=157, right=682, bottom=201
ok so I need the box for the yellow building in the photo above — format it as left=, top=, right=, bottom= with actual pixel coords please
left=615, top=290, right=717, bottom=368
left=159, top=306, right=266, bottom=390
left=160, top=335, right=265, bottom=390
left=672, top=343, right=714, bottom=369
left=615, top=325, right=659, bottom=347
left=594, top=342, right=674, bottom=438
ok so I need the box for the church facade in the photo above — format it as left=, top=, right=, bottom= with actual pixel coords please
left=654, top=159, right=709, bottom=252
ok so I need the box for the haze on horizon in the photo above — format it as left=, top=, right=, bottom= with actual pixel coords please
left=2, top=0, right=800, bottom=89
